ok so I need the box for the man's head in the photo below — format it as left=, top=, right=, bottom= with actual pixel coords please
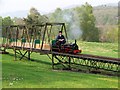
left=59, top=31, right=62, bottom=35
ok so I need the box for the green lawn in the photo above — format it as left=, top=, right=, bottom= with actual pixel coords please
left=1, top=41, right=119, bottom=88
left=77, top=41, right=118, bottom=58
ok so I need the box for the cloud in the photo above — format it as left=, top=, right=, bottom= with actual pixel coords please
left=0, top=0, right=119, bottom=14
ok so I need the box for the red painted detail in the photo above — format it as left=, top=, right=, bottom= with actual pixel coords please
left=73, top=50, right=82, bottom=54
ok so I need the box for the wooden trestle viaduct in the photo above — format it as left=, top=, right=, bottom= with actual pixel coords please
left=0, top=23, right=120, bottom=75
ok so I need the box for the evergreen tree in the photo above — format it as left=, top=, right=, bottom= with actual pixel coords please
left=24, top=7, right=48, bottom=27
left=2, top=16, right=13, bottom=37
left=79, top=2, right=99, bottom=42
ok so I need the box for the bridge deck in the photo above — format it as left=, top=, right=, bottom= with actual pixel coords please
left=1, top=44, right=120, bottom=64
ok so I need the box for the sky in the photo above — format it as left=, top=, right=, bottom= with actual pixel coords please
left=0, top=0, right=119, bottom=14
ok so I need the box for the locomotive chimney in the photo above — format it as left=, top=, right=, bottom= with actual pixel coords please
left=75, top=39, right=76, bottom=44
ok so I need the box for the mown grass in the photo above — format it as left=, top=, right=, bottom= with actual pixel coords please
left=77, top=41, right=118, bottom=58
left=1, top=41, right=119, bottom=88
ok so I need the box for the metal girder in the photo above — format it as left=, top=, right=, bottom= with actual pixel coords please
left=13, top=49, right=31, bottom=61
left=45, top=23, right=65, bottom=25
left=51, top=52, right=120, bottom=73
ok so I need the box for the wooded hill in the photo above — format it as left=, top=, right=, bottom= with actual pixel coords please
left=93, top=6, right=118, bottom=43
left=93, top=6, right=118, bottom=26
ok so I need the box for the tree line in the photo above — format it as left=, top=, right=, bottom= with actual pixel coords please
left=0, top=2, right=118, bottom=43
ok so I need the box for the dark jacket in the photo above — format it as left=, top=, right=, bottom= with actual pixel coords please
left=56, top=35, right=66, bottom=44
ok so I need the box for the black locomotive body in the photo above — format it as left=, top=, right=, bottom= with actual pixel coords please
left=52, top=40, right=82, bottom=54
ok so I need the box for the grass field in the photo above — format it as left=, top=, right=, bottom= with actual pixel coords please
left=1, top=41, right=119, bottom=88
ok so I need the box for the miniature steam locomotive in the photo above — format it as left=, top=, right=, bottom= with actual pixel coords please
left=52, top=40, right=82, bottom=54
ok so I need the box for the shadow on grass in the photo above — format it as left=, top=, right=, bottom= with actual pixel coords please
left=3, top=52, right=119, bottom=76
left=7, top=53, right=51, bottom=66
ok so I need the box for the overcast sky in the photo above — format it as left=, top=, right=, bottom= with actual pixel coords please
left=0, top=0, right=119, bottom=14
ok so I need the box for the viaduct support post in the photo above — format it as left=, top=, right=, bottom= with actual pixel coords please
left=28, top=51, right=31, bottom=60
left=52, top=54, right=54, bottom=69
left=14, top=49, right=16, bottom=61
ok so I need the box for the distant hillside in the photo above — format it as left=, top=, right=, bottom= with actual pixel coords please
left=93, top=6, right=118, bottom=26
left=0, top=10, right=47, bottom=18
left=0, top=10, right=28, bottom=18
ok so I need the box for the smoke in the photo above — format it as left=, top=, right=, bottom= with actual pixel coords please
left=63, top=10, right=82, bottom=40
left=63, top=13, right=72, bottom=22
left=70, top=24, right=82, bottom=39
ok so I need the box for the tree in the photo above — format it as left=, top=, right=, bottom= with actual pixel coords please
left=79, top=2, right=99, bottom=42
left=13, top=17, right=25, bottom=25
left=99, top=26, right=118, bottom=43
left=0, top=16, right=2, bottom=25
left=23, top=7, right=48, bottom=41
left=2, top=16, right=13, bottom=37
left=49, top=8, right=63, bottom=22
left=2, top=16, right=13, bottom=27
left=0, top=16, right=2, bottom=37
left=24, top=7, right=48, bottom=27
